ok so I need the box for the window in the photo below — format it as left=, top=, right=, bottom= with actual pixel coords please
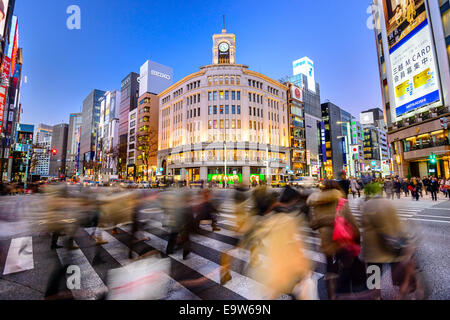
left=213, top=120, right=217, bottom=129
left=249, top=121, right=252, bottom=129
left=187, top=110, right=189, bottom=118
left=249, top=107, right=252, bottom=115
left=253, top=107, right=256, bottom=116
left=198, top=93, right=200, bottom=103
left=232, top=120, right=236, bottom=129
left=225, top=91, right=229, bottom=100
left=213, top=92, right=217, bottom=100
left=237, top=105, right=241, bottom=114
left=237, top=91, right=241, bottom=100
left=225, top=105, right=229, bottom=114
left=193, top=109, right=196, bottom=117
left=208, top=92, right=212, bottom=101
left=220, top=105, right=224, bottom=114
left=198, top=107, right=200, bottom=117
left=220, top=90, right=224, bottom=100
left=130, top=114, right=136, bottom=120
left=208, top=120, right=213, bottom=129
left=237, top=120, right=241, bottom=129
left=130, top=128, right=135, bottom=135
left=225, top=120, right=229, bottom=129
left=232, top=105, right=236, bottom=114
left=220, top=120, right=224, bottom=129
left=249, top=93, right=252, bottom=102
left=213, top=106, right=217, bottom=114
left=130, top=120, right=136, bottom=127
left=232, top=91, right=235, bottom=100
left=208, top=106, right=212, bottom=115
left=257, top=109, right=260, bottom=117
left=190, top=110, right=193, bottom=118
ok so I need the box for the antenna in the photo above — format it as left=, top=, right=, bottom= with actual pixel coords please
left=222, top=15, right=226, bottom=33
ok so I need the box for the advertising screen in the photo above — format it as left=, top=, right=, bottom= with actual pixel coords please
left=382, top=0, right=441, bottom=120
left=290, top=85, right=303, bottom=102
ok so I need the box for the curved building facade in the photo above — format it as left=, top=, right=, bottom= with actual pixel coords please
left=157, top=27, right=290, bottom=185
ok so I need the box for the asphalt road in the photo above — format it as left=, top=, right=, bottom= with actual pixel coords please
left=0, top=188, right=448, bottom=300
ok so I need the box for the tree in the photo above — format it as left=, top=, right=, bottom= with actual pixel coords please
left=136, top=125, right=158, bottom=181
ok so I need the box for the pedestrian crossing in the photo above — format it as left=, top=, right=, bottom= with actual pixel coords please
left=0, top=201, right=327, bottom=300
left=0, top=195, right=448, bottom=300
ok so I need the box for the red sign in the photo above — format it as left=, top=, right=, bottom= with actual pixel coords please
left=10, top=22, right=18, bottom=76
left=295, top=88, right=301, bottom=99
left=0, top=56, right=10, bottom=133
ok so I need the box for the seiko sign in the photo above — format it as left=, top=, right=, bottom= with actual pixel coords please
left=151, top=70, right=171, bottom=80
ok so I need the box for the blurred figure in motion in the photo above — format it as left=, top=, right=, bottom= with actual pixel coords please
left=394, top=177, right=402, bottom=199
left=306, top=180, right=361, bottom=300
left=384, top=176, right=394, bottom=200
left=165, top=190, right=196, bottom=259
left=350, top=177, right=360, bottom=199
left=429, top=177, right=439, bottom=201
left=194, top=189, right=220, bottom=232
left=361, top=195, right=429, bottom=299
left=250, top=209, right=313, bottom=299
left=337, top=170, right=350, bottom=199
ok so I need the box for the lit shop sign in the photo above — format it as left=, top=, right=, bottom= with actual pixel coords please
left=208, top=174, right=242, bottom=184
left=290, top=85, right=303, bottom=102
left=320, top=122, right=326, bottom=162
left=151, top=70, right=171, bottom=80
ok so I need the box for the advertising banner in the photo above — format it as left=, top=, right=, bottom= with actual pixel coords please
left=290, top=85, right=303, bottom=102
left=382, top=0, right=441, bottom=120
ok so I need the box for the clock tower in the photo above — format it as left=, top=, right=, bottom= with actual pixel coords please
left=212, top=16, right=236, bottom=64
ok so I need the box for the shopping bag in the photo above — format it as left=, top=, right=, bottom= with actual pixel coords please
left=106, top=256, right=170, bottom=300
left=293, top=273, right=319, bottom=300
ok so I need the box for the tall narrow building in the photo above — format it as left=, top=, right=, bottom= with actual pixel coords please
left=66, top=113, right=82, bottom=177
left=49, top=123, right=69, bottom=177
left=80, top=89, right=106, bottom=176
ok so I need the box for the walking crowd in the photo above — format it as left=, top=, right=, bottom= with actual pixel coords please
left=15, top=169, right=432, bottom=301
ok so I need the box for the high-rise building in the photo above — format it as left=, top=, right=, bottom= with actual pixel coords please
left=118, top=72, right=139, bottom=178
left=372, top=0, right=450, bottom=178
left=80, top=89, right=106, bottom=175
left=281, top=57, right=322, bottom=177
left=156, top=25, right=290, bottom=186
left=66, top=113, right=82, bottom=177
left=32, top=124, right=53, bottom=177
left=49, top=123, right=68, bottom=177
left=321, top=102, right=361, bottom=179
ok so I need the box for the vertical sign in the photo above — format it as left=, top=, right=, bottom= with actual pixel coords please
left=320, top=121, right=326, bottom=162
left=0, top=56, right=11, bottom=133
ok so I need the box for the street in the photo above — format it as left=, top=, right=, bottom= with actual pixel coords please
left=0, top=189, right=449, bottom=300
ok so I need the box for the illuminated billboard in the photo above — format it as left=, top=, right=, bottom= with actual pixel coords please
left=290, top=85, right=303, bottom=102
left=0, top=0, right=10, bottom=39
left=138, top=60, right=173, bottom=97
left=293, top=57, right=316, bottom=93
left=382, top=0, right=442, bottom=120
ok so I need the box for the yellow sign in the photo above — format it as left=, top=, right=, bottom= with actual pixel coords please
left=396, top=154, right=402, bottom=165
left=395, top=80, right=409, bottom=98
left=413, top=68, right=431, bottom=89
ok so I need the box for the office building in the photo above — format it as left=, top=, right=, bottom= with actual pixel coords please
left=97, top=90, right=121, bottom=180
left=80, top=89, right=106, bottom=175
left=32, top=124, right=53, bottom=177
left=66, top=113, right=82, bottom=177
left=118, top=72, right=139, bottom=178
left=49, top=123, right=68, bottom=177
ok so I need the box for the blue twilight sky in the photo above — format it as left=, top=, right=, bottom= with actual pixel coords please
left=15, top=0, right=382, bottom=126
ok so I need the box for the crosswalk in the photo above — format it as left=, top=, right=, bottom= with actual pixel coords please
left=0, top=195, right=448, bottom=300
left=0, top=200, right=328, bottom=300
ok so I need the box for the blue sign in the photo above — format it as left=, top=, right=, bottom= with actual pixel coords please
left=371, top=160, right=377, bottom=167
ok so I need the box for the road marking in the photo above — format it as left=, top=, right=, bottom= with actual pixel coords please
left=84, top=228, right=200, bottom=300
left=3, top=237, right=34, bottom=275
left=55, top=238, right=108, bottom=300
left=407, top=218, right=450, bottom=224
left=414, top=214, right=450, bottom=219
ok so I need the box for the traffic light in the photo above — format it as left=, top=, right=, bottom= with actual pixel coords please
left=429, top=153, right=437, bottom=164
left=51, top=148, right=57, bottom=155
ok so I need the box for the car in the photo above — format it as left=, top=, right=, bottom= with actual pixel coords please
left=271, top=180, right=287, bottom=188
left=138, top=182, right=150, bottom=188
left=291, top=176, right=318, bottom=188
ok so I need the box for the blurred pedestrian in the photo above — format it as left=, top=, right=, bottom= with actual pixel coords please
left=350, top=177, right=360, bottom=199
left=306, top=180, right=361, bottom=299
left=384, top=176, right=394, bottom=200
left=337, top=170, right=350, bottom=199
left=195, top=189, right=221, bottom=231
left=429, top=177, right=438, bottom=201
left=394, top=178, right=402, bottom=199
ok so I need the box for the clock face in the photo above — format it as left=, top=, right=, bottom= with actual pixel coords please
left=218, top=42, right=229, bottom=52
